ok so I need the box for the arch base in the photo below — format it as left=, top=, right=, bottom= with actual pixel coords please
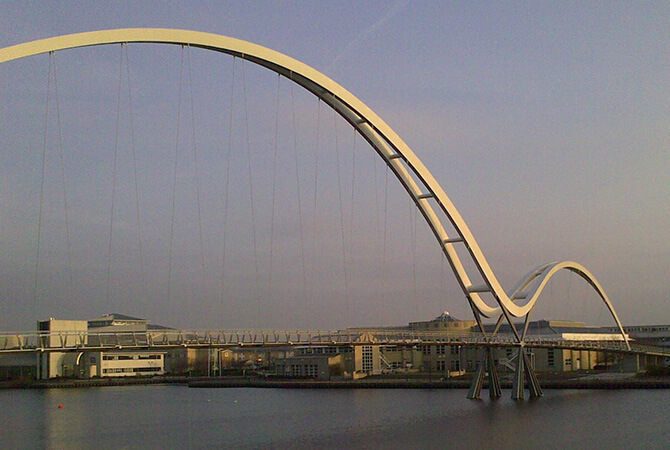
left=467, top=348, right=502, bottom=400
left=511, top=348, right=543, bottom=400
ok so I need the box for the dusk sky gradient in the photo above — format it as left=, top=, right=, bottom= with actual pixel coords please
left=0, top=1, right=668, bottom=331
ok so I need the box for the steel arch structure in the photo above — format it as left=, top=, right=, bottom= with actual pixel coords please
left=0, top=29, right=631, bottom=395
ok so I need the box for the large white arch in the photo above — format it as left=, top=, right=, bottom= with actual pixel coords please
left=0, top=28, right=629, bottom=346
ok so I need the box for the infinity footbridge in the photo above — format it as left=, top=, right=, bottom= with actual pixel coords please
left=0, top=29, right=638, bottom=398
left=0, top=328, right=664, bottom=356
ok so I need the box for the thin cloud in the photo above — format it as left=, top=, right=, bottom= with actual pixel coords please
left=325, top=0, right=410, bottom=74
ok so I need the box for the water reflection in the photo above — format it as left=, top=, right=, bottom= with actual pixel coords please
left=0, top=387, right=668, bottom=449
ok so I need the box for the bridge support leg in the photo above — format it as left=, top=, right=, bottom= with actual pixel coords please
left=521, top=349, right=543, bottom=398
left=487, top=349, right=502, bottom=399
left=512, top=349, right=526, bottom=400
left=467, top=352, right=486, bottom=400
left=467, top=348, right=501, bottom=400
left=512, top=347, right=543, bottom=400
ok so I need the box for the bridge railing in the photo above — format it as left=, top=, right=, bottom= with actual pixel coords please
left=0, top=328, right=489, bottom=349
left=0, top=329, right=369, bottom=351
left=1, top=329, right=669, bottom=356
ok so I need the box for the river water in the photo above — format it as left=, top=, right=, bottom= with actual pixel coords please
left=0, top=386, right=667, bottom=449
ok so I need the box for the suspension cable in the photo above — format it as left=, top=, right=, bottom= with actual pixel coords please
left=290, top=82, right=309, bottom=329
left=241, top=60, right=262, bottom=327
left=33, top=52, right=53, bottom=310
left=548, top=275, right=553, bottom=319
left=373, top=148, right=381, bottom=235
left=349, top=127, right=357, bottom=246
left=334, top=111, right=350, bottom=325
left=52, top=53, right=74, bottom=298
left=347, top=128, right=357, bottom=316
left=310, top=98, right=322, bottom=326
left=187, top=45, right=208, bottom=304
left=268, top=73, right=280, bottom=324
left=124, top=45, right=147, bottom=305
left=565, top=270, right=571, bottom=320
left=410, top=201, right=419, bottom=316
left=372, top=137, right=383, bottom=322
left=440, top=247, right=446, bottom=311
left=105, top=44, right=125, bottom=307
left=220, top=57, right=235, bottom=314
left=166, top=45, right=185, bottom=308
left=381, top=165, right=390, bottom=326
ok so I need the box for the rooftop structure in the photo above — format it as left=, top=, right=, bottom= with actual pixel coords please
left=88, top=313, right=148, bottom=331
left=487, top=319, right=629, bottom=342
left=409, top=311, right=476, bottom=331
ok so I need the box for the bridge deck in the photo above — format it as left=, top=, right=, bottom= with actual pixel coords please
left=1, top=330, right=668, bottom=357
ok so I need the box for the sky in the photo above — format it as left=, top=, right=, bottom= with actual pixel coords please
left=0, top=1, right=668, bottom=331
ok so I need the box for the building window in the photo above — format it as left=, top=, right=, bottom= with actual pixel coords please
left=362, top=346, right=374, bottom=372
left=436, top=361, right=446, bottom=371
left=134, top=367, right=161, bottom=373
left=305, top=364, right=318, bottom=378
left=290, top=364, right=305, bottom=376
left=103, top=368, right=131, bottom=374
left=421, top=345, right=431, bottom=355
left=547, top=350, right=555, bottom=366
left=436, top=345, right=446, bottom=355
left=451, top=359, right=460, bottom=372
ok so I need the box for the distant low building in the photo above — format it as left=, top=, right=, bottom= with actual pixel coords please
left=84, top=351, right=165, bottom=377
left=602, top=324, right=670, bottom=368
left=15, top=311, right=666, bottom=381
left=0, top=353, right=37, bottom=381
left=276, top=353, right=350, bottom=380
left=36, top=318, right=88, bottom=379
left=351, top=314, right=638, bottom=375
left=165, top=348, right=211, bottom=376
left=603, top=324, right=670, bottom=348
left=33, top=314, right=169, bottom=379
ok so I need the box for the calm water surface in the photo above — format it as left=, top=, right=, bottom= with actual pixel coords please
left=0, top=386, right=667, bottom=449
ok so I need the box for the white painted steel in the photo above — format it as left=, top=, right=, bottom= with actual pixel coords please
left=0, top=29, right=629, bottom=347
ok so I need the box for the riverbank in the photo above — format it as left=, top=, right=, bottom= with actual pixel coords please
left=0, top=375, right=190, bottom=389
left=3, top=374, right=669, bottom=390
left=188, top=376, right=670, bottom=390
